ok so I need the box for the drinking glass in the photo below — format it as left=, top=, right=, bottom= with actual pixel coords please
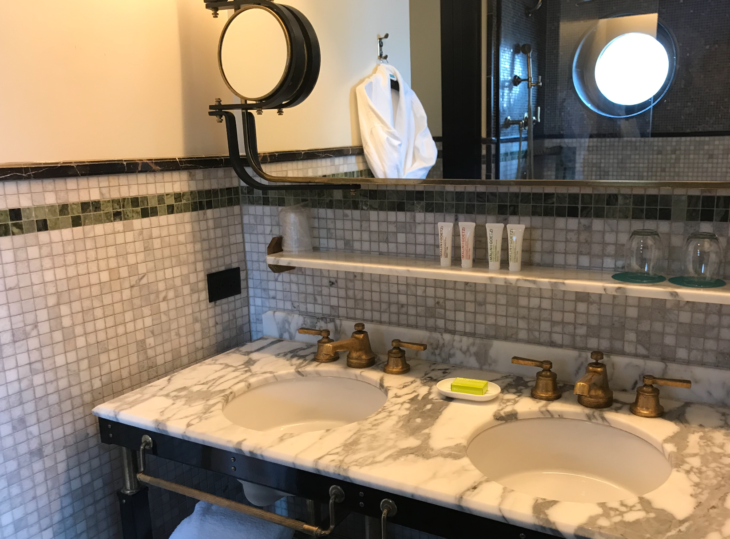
left=620, top=229, right=666, bottom=283
left=678, top=233, right=725, bottom=287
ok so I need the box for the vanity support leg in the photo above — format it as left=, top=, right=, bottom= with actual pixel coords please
left=118, top=447, right=153, bottom=539
left=305, top=499, right=322, bottom=526
left=365, top=515, right=383, bottom=539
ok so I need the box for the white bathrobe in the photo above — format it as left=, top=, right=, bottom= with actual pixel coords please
left=356, top=65, right=438, bottom=179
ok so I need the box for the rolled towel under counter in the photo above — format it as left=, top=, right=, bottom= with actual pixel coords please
left=170, top=501, right=293, bottom=539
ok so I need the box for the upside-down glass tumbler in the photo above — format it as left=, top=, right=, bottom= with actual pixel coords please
left=614, top=229, right=666, bottom=284
left=670, top=233, right=726, bottom=288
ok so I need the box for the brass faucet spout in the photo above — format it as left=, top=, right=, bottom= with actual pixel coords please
left=574, top=372, right=603, bottom=396
left=321, top=338, right=358, bottom=356
left=319, top=323, right=377, bottom=369
left=573, top=352, right=613, bottom=409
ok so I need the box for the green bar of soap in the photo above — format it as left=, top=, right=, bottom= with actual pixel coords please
left=451, top=378, right=488, bottom=395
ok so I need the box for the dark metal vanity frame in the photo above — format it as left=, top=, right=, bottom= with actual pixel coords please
left=100, top=417, right=556, bottom=539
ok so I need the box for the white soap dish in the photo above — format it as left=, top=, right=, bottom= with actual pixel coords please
left=437, top=378, right=502, bottom=402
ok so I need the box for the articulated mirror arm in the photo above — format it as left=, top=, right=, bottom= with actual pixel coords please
left=211, top=110, right=359, bottom=192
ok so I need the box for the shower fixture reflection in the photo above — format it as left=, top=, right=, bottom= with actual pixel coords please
left=510, top=44, right=541, bottom=179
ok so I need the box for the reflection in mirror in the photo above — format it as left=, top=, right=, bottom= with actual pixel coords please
left=495, top=0, right=728, bottom=182
left=220, top=7, right=289, bottom=100
left=240, top=0, right=729, bottom=184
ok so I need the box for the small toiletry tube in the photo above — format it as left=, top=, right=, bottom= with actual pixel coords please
left=485, top=223, right=505, bottom=271
left=459, top=222, right=476, bottom=269
left=507, top=224, right=526, bottom=272
left=438, top=222, right=454, bottom=267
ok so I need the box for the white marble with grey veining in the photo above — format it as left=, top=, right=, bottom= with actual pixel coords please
left=94, top=337, right=730, bottom=539
left=263, top=310, right=730, bottom=408
left=266, top=251, right=730, bottom=305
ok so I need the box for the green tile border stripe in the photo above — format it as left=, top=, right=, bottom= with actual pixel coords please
left=0, top=169, right=372, bottom=238
left=241, top=179, right=730, bottom=224
left=0, top=187, right=242, bottom=237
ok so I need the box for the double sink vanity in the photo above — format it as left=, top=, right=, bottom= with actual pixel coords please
left=95, top=323, right=730, bottom=539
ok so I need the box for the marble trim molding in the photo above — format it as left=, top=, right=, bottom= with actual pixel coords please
left=263, top=310, right=730, bottom=408
left=257, top=146, right=364, bottom=164
left=0, top=157, right=231, bottom=181
left=0, top=147, right=366, bottom=181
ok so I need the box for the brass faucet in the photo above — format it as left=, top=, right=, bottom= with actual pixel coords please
left=512, top=357, right=561, bottom=401
left=384, top=340, right=427, bottom=375
left=574, top=351, right=613, bottom=409
left=630, top=375, right=692, bottom=418
left=297, top=328, right=339, bottom=363
left=320, top=323, right=377, bottom=369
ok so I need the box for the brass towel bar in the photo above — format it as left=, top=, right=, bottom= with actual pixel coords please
left=136, top=436, right=345, bottom=537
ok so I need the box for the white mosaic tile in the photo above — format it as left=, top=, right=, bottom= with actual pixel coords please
left=0, top=169, right=249, bottom=539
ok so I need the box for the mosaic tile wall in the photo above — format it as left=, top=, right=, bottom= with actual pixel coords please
left=243, top=183, right=730, bottom=369
left=535, top=136, right=730, bottom=182
left=0, top=169, right=250, bottom=539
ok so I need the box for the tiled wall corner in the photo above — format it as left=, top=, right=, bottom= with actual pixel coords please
left=0, top=169, right=250, bottom=539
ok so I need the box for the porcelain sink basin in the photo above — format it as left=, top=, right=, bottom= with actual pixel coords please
left=467, top=418, right=672, bottom=503
left=223, top=377, right=387, bottom=434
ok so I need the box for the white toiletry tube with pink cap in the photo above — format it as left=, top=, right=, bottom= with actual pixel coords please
left=459, top=222, right=476, bottom=269
left=507, top=224, right=526, bottom=272
left=438, top=222, right=454, bottom=267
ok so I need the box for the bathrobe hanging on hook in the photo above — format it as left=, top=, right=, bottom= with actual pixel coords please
left=356, top=64, right=438, bottom=179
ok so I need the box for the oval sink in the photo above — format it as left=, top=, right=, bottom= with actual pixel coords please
left=224, top=377, right=387, bottom=434
left=467, top=418, right=671, bottom=503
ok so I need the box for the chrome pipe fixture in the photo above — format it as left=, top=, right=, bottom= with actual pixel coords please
left=380, top=499, right=398, bottom=538
left=120, top=447, right=141, bottom=495
left=510, top=45, right=542, bottom=179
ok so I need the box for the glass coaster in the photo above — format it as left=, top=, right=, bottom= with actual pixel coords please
left=612, top=272, right=666, bottom=284
left=669, top=276, right=727, bottom=289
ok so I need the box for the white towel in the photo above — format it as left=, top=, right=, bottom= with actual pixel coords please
left=356, top=64, right=438, bottom=179
left=170, top=501, right=294, bottom=539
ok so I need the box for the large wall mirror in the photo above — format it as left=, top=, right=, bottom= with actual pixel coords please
left=233, top=0, right=729, bottom=185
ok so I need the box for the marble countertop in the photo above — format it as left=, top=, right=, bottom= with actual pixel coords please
left=267, top=251, right=730, bottom=305
left=93, top=338, right=730, bottom=539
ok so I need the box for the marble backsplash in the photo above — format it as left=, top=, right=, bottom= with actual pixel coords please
left=263, top=310, right=730, bottom=408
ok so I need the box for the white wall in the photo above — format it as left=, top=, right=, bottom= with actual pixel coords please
left=253, top=0, right=411, bottom=152
left=0, top=0, right=411, bottom=164
left=0, top=1, right=233, bottom=165
left=410, top=0, right=442, bottom=138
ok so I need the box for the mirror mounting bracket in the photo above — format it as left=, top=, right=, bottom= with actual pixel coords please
left=209, top=105, right=360, bottom=192
left=204, top=1, right=258, bottom=13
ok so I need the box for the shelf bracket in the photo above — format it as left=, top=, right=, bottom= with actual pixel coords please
left=268, top=237, right=297, bottom=274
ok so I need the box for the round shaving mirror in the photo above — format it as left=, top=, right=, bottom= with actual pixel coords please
left=218, top=1, right=320, bottom=110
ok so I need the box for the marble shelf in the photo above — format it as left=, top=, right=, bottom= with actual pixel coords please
left=266, top=251, right=730, bottom=305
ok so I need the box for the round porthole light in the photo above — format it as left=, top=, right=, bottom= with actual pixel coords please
left=594, top=32, right=670, bottom=106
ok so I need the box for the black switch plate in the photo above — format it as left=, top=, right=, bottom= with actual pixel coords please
left=207, top=268, right=242, bottom=303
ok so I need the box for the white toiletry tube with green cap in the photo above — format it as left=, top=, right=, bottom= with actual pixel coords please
left=507, top=224, right=526, bottom=272
left=459, top=222, right=476, bottom=269
left=485, top=223, right=504, bottom=271
left=438, top=222, right=454, bottom=267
